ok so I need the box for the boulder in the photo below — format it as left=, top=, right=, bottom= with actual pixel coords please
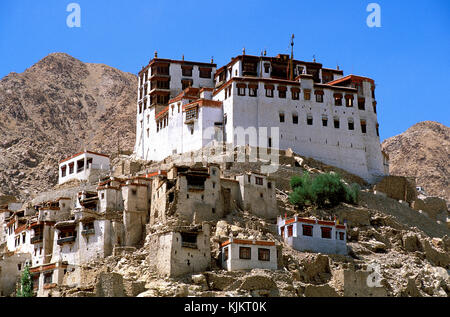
left=240, top=273, right=277, bottom=291
left=95, top=272, right=125, bottom=297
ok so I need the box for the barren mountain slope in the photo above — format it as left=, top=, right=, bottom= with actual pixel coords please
left=382, top=121, right=449, bottom=203
left=0, top=53, right=137, bottom=200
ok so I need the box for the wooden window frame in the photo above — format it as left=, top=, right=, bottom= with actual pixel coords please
left=302, top=225, right=313, bottom=237
left=258, top=248, right=270, bottom=261
left=321, top=227, right=332, bottom=239
left=239, top=246, right=251, bottom=260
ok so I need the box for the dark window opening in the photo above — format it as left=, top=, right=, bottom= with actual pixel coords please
left=358, top=98, right=365, bottom=110
left=348, top=121, right=354, bottom=130
left=334, top=119, right=340, bottom=129
left=322, top=118, right=328, bottom=127
left=321, top=227, right=332, bottom=239
left=239, top=247, right=251, bottom=260
left=279, top=113, right=285, bottom=123
left=292, top=114, right=298, bottom=124
left=181, top=232, right=198, bottom=248
left=266, top=88, right=273, bottom=98
left=316, top=94, right=323, bottom=103
left=339, top=232, right=345, bottom=240
left=186, top=175, right=206, bottom=190
left=361, top=121, right=367, bottom=134
left=255, top=177, right=263, bottom=185
left=307, top=116, right=313, bottom=126
left=223, top=247, right=229, bottom=261
left=258, top=248, right=270, bottom=261
left=302, top=225, right=313, bottom=237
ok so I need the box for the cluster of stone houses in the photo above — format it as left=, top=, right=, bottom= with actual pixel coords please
left=0, top=148, right=348, bottom=297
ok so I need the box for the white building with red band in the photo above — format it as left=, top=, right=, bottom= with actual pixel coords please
left=277, top=216, right=347, bottom=255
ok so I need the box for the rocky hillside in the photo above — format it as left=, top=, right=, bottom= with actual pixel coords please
left=0, top=53, right=137, bottom=200
left=382, top=121, right=449, bottom=203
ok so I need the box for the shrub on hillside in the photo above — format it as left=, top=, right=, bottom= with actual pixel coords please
left=289, top=172, right=359, bottom=209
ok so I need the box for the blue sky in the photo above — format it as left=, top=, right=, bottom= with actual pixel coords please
left=0, top=0, right=449, bottom=141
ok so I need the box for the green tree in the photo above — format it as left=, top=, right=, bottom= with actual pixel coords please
left=288, top=172, right=359, bottom=209
left=16, top=265, right=34, bottom=297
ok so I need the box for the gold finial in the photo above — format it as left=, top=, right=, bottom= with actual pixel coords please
left=337, top=64, right=340, bottom=70
left=154, top=51, right=158, bottom=58
left=242, top=47, right=246, bottom=55
left=211, top=56, right=214, bottom=64
left=263, top=49, right=267, bottom=56
left=182, top=54, right=184, bottom=61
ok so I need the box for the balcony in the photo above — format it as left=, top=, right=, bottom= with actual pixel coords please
left=57, top=236, right=76, bottom=246
left=31, top=235, right=43, bottom=244
left=81, top=229, right=95, bottom=236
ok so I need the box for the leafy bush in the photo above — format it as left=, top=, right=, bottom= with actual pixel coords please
left=289, top=172, right=359, bottom=209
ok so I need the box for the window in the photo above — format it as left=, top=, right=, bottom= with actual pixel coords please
left=264, top=63, right=270, bottom=73
left=268, top=137, right=272, bottom=148
left=248, top=175, right=251, bottom=183
left=339, top=232, right=345, bottom=240
left=315, top=92, right=323, bottom=103
left=358, top=98, right=365, bottom=110
left=278, top=86, right=287, bottom=98
left=44, top=273, right=52, bottom=284
left=258, top=248, right=270, bottom=261
left=334, top=118, right=340, bottom=129
left=372, top=89, right=375, bottom=99
left=186, top=108, right=198, bottom=121
left=348, top=120, right=354, bottom=130
left=212, top=208, right=215, bottom=214
left=345, top=95, right=354, bottom=107
left=287, top=225, right=293, bottom=237
left=361, top=120, right=367, bottom=134
left=268, top=182, right=272, bottom=189
left=322, top=117, right=328, bottom=127
left=302, top=225, right=313, bottom=237
left=307, top=115, right=313, bottom=126
left=265, top=86, right=274, bottom=97
left=304, top=90, right=311, bottom=100
left=292, top=114, right=298, bottom=124
left=223, top=247, right=229, bottom=261
left=321, top=227, right=332, bottom=239
left=17, top=263, right=22, bottom=271
left=181, top=66, right=193, bottom=77
left=376, top=123, right=380, bottom=137
left=373, top=102, right=377, bottom=113
left=279, top=113, right=285, bottom=123
left=291, top=88, right=300, bottom=100
left=61, top=166, right=67, bottom=177
left=181, top=79, right=192, bottom=90
left=69, top=162, right=74, bottom=174
left=334, top=94, right=342, bottom=106
left=238, top=87, right=246, bottom=96
left=239, top=247, right=251, bottom=259
left=255, top=177, right=263, bottom=185
left=249, top=87, right=257, bottom=97
left=199, top=67, right=212, bottom=78
left=22, top=233, right=26, bottom=244
left=260, top=193, right=263, bottom=198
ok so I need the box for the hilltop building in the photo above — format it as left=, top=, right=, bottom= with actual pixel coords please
left=134, top=50, right=386, bottom=183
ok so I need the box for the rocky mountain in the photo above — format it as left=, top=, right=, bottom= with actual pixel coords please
left=382, top=121, right=449, bottom=204
left=0, top=53, right=137, bottom=200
